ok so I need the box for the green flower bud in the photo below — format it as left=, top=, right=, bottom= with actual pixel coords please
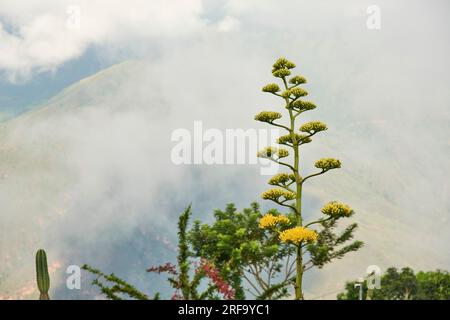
left=300, top=121, right=328, bottom=134
left=281, top=90, right=292, bottom=98
left=321, top=201, right=353, bottom=217
left=257, top=147, right=289, bottom=159
left=262, top=188, right=296, bottom=201
left=277, top=148, right=289, bottom=158
left=257, top=146, right=277, bottom=158
left=291, top=100, right=316, bottom=112
left=289, top=75, right=307, bottom=85
left=262, top=83, right=281, bottom=93
left=290, top=87, right=308, bottom=97
left=277, top=133, right=312, bottom=146
left=254, top=111, right=282, bottom=123
left=268, top=173, right=297, bottom=185
left=281, top=88, right=308, bottom=99
left=272, top=69, right=291, bottom=78
left=272, top=57, right=296, bottom=70
left=314, top=158, right=341, bottom=171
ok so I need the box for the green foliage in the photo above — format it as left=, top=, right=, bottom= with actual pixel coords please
left=36, top=249, right=50, bottom=300
left=337, top=267, right=450, bottom=300
left=158, top=205, right=230, bottom=300
left=82, top=205, right=233, bottom=300
left=306, top=219, right=363, bottom=269
left=416, top=270, right=450, bottom=299
left=81, top=264, right=153, bottom=300
left=177, top=205, right=191, bottom=299
left=189, top=203, right=295, bottom=299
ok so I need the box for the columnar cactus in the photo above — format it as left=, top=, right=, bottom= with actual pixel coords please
left=36, top=249, right=50, bottom=300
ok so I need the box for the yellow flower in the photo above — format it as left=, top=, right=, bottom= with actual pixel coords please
left=276, top=215, right=290, bottom=224
left=315, top=158, right=341, bottom=171
left=262, top=83, right=280, bottom=93
left=261, top=188, right=296, bottom=201
left=277, top=133, right=312, bottom=146
left=254, top=111, right=282, bottom=123
left=279, top=227, right=318, bottom=244
left=300, top=121, right=328, bottom=134
left=259, top=214, right=290, bottom=229
left=321, top=201, right=353, bottom=217
left=268, top=173, right=296, bottom=186
left=291, top=100, right=316, bottom=112
left=272, top=57, right=296, bottom=70
left=289, top=75, right=307, bottom=85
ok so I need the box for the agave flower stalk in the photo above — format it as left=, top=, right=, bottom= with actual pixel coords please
left=256, top=57, right=355, bottom=299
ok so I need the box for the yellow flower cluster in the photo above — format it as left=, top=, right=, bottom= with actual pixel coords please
left=272, top=57, right=296, bottom=70
left=254, top=111, right=282, bottom=123
left=273, top=69, right=291, bottom=78
left=291, top=100, right=316, bottom=112
left=277, top=133, right=312, bottom=146
left=289, top=75, right=307, bottom=85
left=314, top=158, right=341, bottom=171
left=259, top=214, right=290, bottom=229
left=300, top=121, right=328, bottom=134
left=257, top=147, right=289, bottom=159
left=268, top=173, right=296, bottom=186
left=279, top=227, right=318, bottom=245
left=277, top=148, right=289, bottom=158
left=262, top=83, right=280, bottom=93
left=261, top=188, right=296, bottom=201
left=321, top=201, right=353, bottom=217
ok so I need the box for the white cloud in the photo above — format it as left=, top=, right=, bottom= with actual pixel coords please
left=216, top=15, right=240, bottom=32
left=0, top=0, right=204, bottom=81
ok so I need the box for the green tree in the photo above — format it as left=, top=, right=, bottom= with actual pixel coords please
left=255, top=57, right=361, bottom=299
left=83, top=205, right=234, bottom=300
left=337, top=267, right=450, bottom=300
left=190, top=202, right=362, bottom=299
left=189, top=203, right=295, bottom=299
left=416, top=270, right=450, bottom=300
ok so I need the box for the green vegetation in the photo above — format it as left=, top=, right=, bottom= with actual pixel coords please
left=189, top=203, right=294, bottom=299
left=81, top=264, right=153, bottom=300
left=337, top=267, right=450, bottom=300
left=83, top=206, right=234, bottom=300
left=189, top=202, right=362, bottom=299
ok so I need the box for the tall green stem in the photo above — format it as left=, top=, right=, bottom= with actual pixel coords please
left=283, top=76, right=304, bottom=300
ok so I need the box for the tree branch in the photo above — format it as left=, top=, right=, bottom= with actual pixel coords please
left=301, top=170, right=326, bottom=185
left=263, top=156, right=296, bottom=172
left=304, top=216, right=334, bottom=228
left=242, top=272, right=262, bottom=297
left=270, top=121, right=291, bottom=132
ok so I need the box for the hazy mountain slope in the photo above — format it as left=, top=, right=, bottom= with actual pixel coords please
left=0, top=59, right=448, bottom=299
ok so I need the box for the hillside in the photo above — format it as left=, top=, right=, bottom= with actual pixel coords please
left=0, top=60, right=448, bottom=299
